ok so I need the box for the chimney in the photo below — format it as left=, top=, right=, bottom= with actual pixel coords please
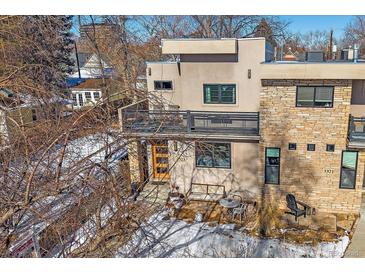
left=354, top=44, right=359, bottom=63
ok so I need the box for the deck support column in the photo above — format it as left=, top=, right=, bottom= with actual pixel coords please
left=127, top=139, right=144, bottom=194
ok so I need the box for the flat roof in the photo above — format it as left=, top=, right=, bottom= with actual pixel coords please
left=261, top=62, right=365, bottom=79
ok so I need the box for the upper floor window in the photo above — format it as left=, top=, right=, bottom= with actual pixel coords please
left=203, top=84, right=236, bottom=104
left=154, top=81, right=173, bottom=90
left=296, top=86, right=334, bottom=108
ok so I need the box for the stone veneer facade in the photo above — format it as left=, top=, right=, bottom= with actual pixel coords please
left=259, top=79, right=364, bottom=214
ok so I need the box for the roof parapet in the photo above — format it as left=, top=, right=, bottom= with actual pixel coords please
left=161, top=39, right=237, bottom=55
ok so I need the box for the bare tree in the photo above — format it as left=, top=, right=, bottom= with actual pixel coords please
left=343, top=16, right=365, bottom=56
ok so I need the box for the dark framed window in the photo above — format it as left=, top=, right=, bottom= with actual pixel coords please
left=326, top=144, right=335, bottom=152
left=78, top=93, right=83, bottom=106
left=72, top=94, right=77, bottom=106
left=340, top=151, right=358, bottom=189
left=85, top=92, right=92, bottom=102
left=265, top=147, right=280, bottom=185
left=307, top=144, right=315, bottom=151
left=203, top=84, right=236, bottom=104
left=93, top=91, right=100, bottom=100
left=154, top=81, right=173, bottom=90
left=288, top=143, right=297, bottom=150
left=195, top=142, right=231, bottom=169
left=296, top=86, right=334, bottom=108
left=31, top=109, right=37, bottom=121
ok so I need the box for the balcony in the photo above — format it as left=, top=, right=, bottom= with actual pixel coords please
left=348, top=116, right=365, bottom=148
left=120, top=107, right=259, bottom=140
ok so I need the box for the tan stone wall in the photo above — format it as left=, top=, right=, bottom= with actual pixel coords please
left=127, top=140, right=143, bottom=187
left=259, top=79, right=363, bottom=214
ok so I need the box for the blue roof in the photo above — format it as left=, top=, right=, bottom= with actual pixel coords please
left=66, top=78, right=86, bottom=88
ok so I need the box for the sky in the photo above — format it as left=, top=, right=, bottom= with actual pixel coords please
left=280, top=16, right=354, bottom=39
left=72, top=16, right=356, bottom=39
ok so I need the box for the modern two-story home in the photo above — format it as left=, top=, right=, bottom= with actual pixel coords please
left=120, top=37, right=365, bottom=216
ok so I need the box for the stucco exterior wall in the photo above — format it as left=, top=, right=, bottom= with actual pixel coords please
left=259, top=79, right=363, bottom=214
left=146, top=38, right=266, bottom=113
left=169, top=140, right=260, bottom=198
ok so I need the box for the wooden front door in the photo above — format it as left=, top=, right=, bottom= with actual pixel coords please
left=152, top=142, right=170, bottom=180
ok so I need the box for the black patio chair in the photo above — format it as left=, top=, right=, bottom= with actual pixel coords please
left=285, top=194, right=308, bottom=222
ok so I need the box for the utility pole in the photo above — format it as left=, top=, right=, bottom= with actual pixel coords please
left=74, top=42, right=81, bottom=79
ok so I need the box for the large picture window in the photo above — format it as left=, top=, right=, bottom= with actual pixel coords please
left=265, top=147, right=280, bottom=185
left=203, top=84, right=236, bottom=104
left=195, top=142, right=231, bottom=169
left=340, top=151, right=358, bottom=189
left=296, top=86, right=334, bottom=107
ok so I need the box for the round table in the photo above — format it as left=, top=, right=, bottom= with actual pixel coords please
left=219, top=198, right=241, bottom=221
left=219, top=198, right=240, bottom=209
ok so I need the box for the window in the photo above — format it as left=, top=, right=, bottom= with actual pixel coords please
left=265, top=148, right=280, bottom=184
left=307, top=144, right=316, bottom=151
left=31, top=109, right=37, bottom=121
left=296, top=86, right=334, bottom=107
left=154, top=81, right=173, bottom=90
left=85, top=92, right=92, bottom=103
left=326, top=144, right=335, bottom=152
left=340, top=151, right=358, bottom=189
left=72, top=94, right=77, bottom=106
left=288, top=143, right=297, bottom=150
left=203, top=84, right=236, bottom=104
left=78, top=93, right=83, bottom=106
left=93, top=92, right=100, bottom=100
left=196, top=142, right=231, bottom=169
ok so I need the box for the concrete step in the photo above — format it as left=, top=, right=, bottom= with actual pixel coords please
left=137, top=182, right=170, bottom=206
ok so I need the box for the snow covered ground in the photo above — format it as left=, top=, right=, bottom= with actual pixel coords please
left=117, top=210, right=349, bottom=258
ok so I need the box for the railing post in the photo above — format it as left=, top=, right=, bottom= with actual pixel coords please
left=118, top=107, right=124, bottom=131
left=187, top=110, right=192, bottom=133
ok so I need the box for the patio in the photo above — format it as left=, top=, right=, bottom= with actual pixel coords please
left=166, top=198, right=354, bottom=245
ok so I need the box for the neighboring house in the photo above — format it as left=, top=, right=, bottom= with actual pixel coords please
left=1, top=88, right=37, bottom=145
left=0, top=88, right=70, bottom=145
left=67, top=78, right=103, bottom=109
left=70, top=52, right=113, bottom=79
left=120, top=37, right=365, bottom=216
left=66, top=75, right=147, bottom=110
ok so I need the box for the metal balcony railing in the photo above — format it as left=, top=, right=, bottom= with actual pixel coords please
left=120, top=109, right=259, bottom=137
left=348, top=115, right=365, bottom=142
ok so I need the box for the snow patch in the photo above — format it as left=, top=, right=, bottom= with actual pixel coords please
left=117, top=211, right=349, bottom=258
